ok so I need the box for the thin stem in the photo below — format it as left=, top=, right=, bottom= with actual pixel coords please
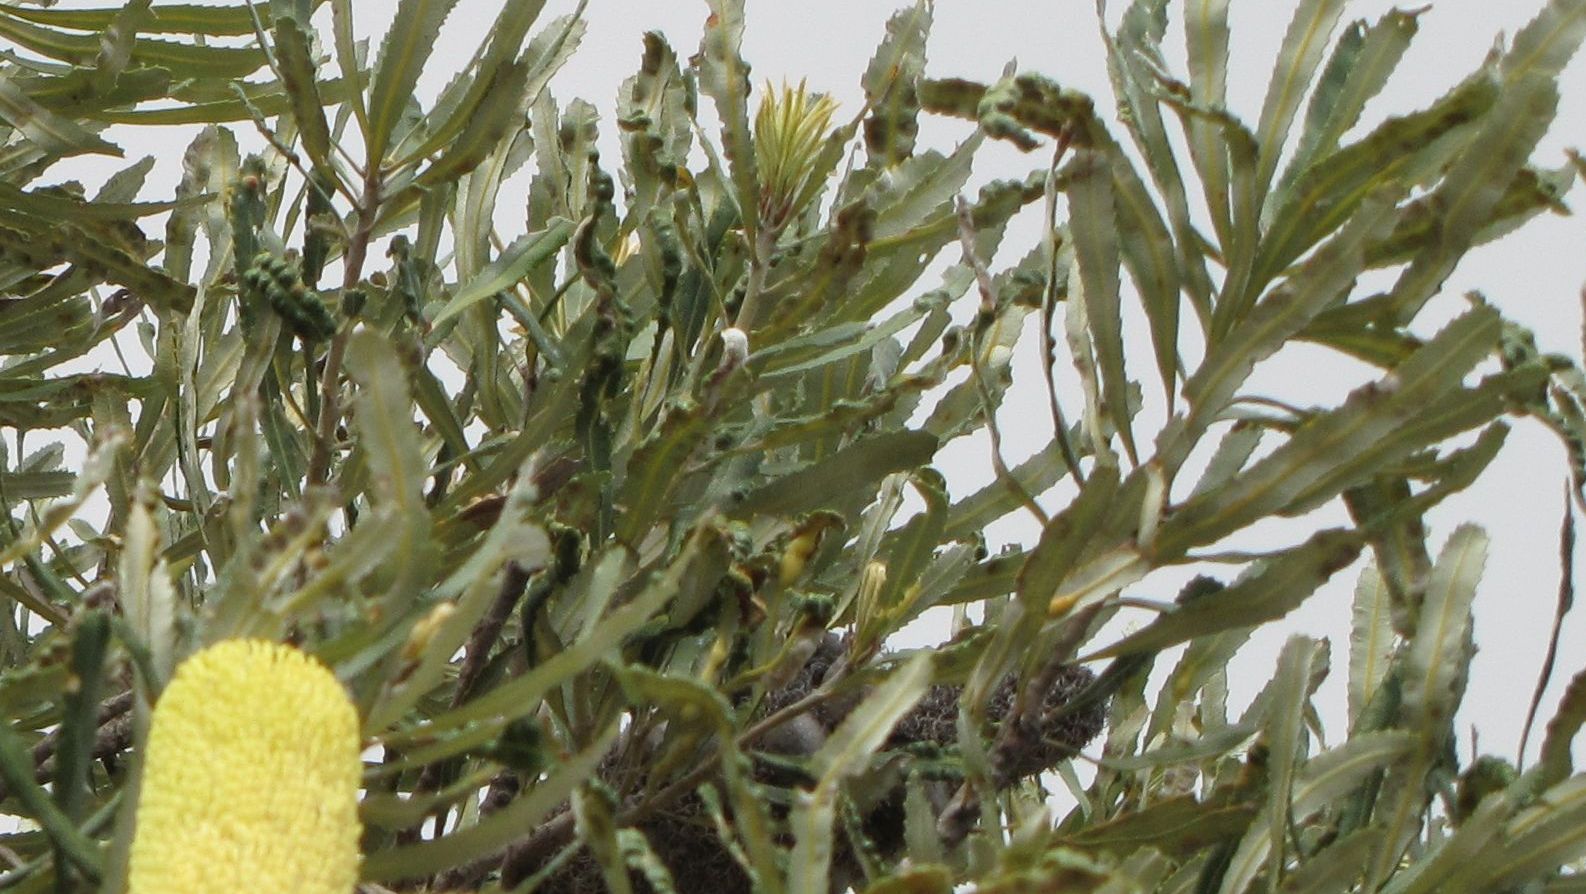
left=1039, top=132, right=1086, bottom=484
left=733, top=225, right=779, bottom=333
left=306, top=168, right=380, bottom=487
left=956, top=195, right=1049, bottom=528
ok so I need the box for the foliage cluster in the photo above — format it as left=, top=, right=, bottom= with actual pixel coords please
left=0, top=0, right=1583, bottom=892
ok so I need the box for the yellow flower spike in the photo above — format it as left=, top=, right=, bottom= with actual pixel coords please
left=129, top=639, right=362, bottom=894
left=753, top=79, right=839, bottom=231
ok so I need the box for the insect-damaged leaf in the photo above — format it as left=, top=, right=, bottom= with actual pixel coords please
left=697, top=0, right=759, bottom=238
left=272, top=16, right=334, bottom=172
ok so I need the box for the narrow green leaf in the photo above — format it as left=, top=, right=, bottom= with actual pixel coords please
left=1280, top=10, right=1420, bottom=197
left=430, top=217, right=574, bottom=326
left=365, top=0, right=461, bottom=163
left=0, top=75, right=120, bottom=158
left=1259, top=75, right=1498, bottom=284
left=1387, top=76, right=1559, bottom=322
left=1, top=2, right=304, bottom=35
left=1347, top=565, right=1395, bottom=728
left=1264, top=637, right=1323, bottom=888
left=0, top=6, right=267, bottom=78
left=1090, top=530, right=1360, bottom=659
left=1383, top=787, right=1515, bottom=894
left=860, top=1, right=931, bottom=166
left=871, top=136, right=980, bottom=240
left=1504, top=0, right=1586, bottom=84
left=1166, top=188, right=1398, bottom=475
left=1161, top=306, right=1500, bottom=554
left=1065, top=797, right=1255, bottom=859
left=1479, top=773, right=1586, bottom=889
left=1403, top=524, right=1486, bottom=733
left=1106, top=138, right=1183, bottom=411
left=1537, top=668, right=1586, bottom=788
left=790, top=651, right=932, bottom=894
left=943, top=447, right=1071, bottom=542
left=696, top=0, right=759, bottom=238
left=273, top=15, right=334, bottom=172
left=383, top=534, right=696, bottom=739
left=0, top=714, right=103, bottom=881
left=1253, top=0, right=1348, bottom=196
left=395, top=0, right=549, bottom=165
left=730, top=431, right=938, bottom=519
left=412, top=58, right=531, bottom=189
left=1067, top=148, right=1136, bottom=462
left=1282, top=828, right=1383, bottom=894
left=1220, top=732, right=1414, bottom=894
left=54, top=611, right=110, bottom=826
left=1183, top=0, right=1233, bottom=241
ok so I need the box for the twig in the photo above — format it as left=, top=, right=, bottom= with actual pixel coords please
left=956, top=195, right=1049, bottom=528
left=1038, top=131, right=1086, bottom=484
left=1519, top=483, right=1576, bottom=767
left=306, top=167, right=381, bottom=486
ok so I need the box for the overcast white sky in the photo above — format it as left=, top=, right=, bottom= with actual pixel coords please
left=39, top=0, right=1586, bottom=764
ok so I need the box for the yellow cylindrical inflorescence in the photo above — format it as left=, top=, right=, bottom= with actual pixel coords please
left=128, top=639, right=362, bottom=894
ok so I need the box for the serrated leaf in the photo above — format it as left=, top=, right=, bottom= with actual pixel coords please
left=872, top=136, right=980, bottom=240
left=1014, top=464, right=1119, bottom=615
left=1220, top=731, right=1415, bottom=894
left=614, top=400, right=716, bottom=545
left=0, top=75, right=121, bottom=158
left=273, top=15, right=333, bottom=172
left=1184, top=0, right=1233, bottom=242
left=1282, top=827, right=1383, bottom=894
left=730, top=430, right=938, bottom=519
left=943, top=447, right=1071, bottom=542
left=1382, top=786, right=1515, bottom=894
left=861, top=1, right=931, bottom=166
left=0, top=6, right=267, bottom=78
left=395, top=0, right=549, bottom=166
left=430, top=217, right=574, bottom=326
left=1161, top=306, right=1501, bottom=554
left=1263, top=637, right=1323, bottom=888
left=1386, top=75, right=1560, bottom=322
left=1504, top=0, right=1586, bottom=83
left=365, top=0, right=460, bottom=163
left=1090, top=530, right=1360, bottom=660
left=1347, top=564, right=1394, bottom=727
left=1279, top=9, right=1420, bottom=199
left=1478, top=773, right=1586, bottom=889
left=1066, top=797, right=1255, bottom=859
left=1403, top=524, right=1486, bottom=733
left=1107, top=1, right=1214, bottom=326
left=1067, top=148, right=1136, bottom=462
left=697, top=0, right=758, bottom=238
left=1169, top=190, right=1398, bottom=475
left=382, top=534, right=698, bottom=740
left=2, top=2, right=298, bottom=35
left=412, top=57, right=531, bottom=189
left=0, top=469, right=74, bottom=500
left=1252, top=0, right=1348, bottom=197
left=1258, top=75, right=1497, bottom=285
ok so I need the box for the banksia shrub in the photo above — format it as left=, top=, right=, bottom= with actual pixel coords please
left=0, top=0, right=1584, bottom=892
